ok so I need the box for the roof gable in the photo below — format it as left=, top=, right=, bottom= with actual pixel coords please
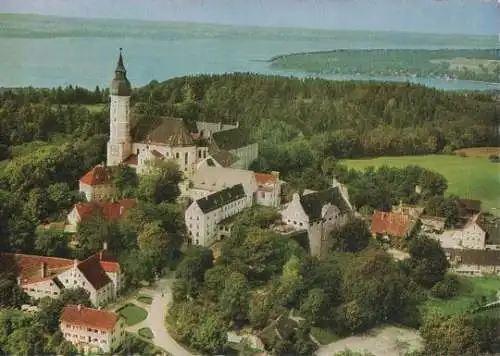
left=61, top=305, right=118, bottom=330
left=300, top=187, right=351, bottom=220
left=77, top=254, right=112, bottom=290
left=196, top=184, right=246, bottom=214
left=79, top=165, right=112, bottom=186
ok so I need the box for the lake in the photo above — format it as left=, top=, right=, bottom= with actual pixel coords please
left=0, top=14, right=498, bottom=91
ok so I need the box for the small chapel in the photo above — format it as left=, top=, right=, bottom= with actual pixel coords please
left=106, top=49, right=258, bottom=176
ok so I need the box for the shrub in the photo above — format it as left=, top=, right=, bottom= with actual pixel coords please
left=430, top=274, right=460, bottom=299
left=488, top=154, right=500, bottom=163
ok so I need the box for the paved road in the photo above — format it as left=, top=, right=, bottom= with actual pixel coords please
left=147, top=278, right=194, bottom=356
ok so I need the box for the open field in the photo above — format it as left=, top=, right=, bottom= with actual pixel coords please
left=316, top=325, right=422, bottom=356
left=455, top=147, right=500, bottom=158
left=424, top=275, right=500, bottom=316
left=342, top=154, right=500, bottom=214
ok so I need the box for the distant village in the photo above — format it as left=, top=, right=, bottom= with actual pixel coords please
left=3, top=52, right=499, bottom=354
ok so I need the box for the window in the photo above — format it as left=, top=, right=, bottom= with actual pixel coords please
left=203, top=150, right=207, bottom=158
left=176, top=152, right=180, bottom=159
left=198, top=150, right=202, bottom=158
left=185, top=152, right=189, bottom=165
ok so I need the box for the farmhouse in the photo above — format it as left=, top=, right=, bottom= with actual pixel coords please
left=445, top=248, right=500, bottom=276
left=371, top=210, right=418, bottom=240
left=0, top=251, right=121, bottom=306
left=106, top=50, right=257, bottom=176
left=280, top=181, right=353, bottom=256
left=60, top=305, right=125, bottom=353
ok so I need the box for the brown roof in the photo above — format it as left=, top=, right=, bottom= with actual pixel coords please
left=459, top=199, right=482, bottom=213
left=77, top=254, right=112, bottom=290
left=131, top=116, right=194, bottom=147
left=371, top=211, right=416, bottom=238
left=150, top=149, right=164, bottom=159
left=0, top=253, right=74, bottom=286
left=445, top=248, right=500, bottom=266
left=61, top=305, right=119, bottom=330
left=79, top=165, right=112, bottom=186
left=123, top=154, right=138, bottom=166
left=255, top=172, right=277, bottom=191
left=74, top=199, right=136, bottom=222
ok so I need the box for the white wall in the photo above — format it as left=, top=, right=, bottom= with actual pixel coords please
left=461, top=223, right=486, bottom=249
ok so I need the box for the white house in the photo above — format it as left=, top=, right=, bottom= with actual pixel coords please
left=1, top=252, right=121, bottom=307
left=280, top=183, right=353, bottom=256
left=185, top=184, right=247, bottom=246
left=60, top=305, right=125, bottom=353
left=189, top=166, right=257, bottom=205
left=460, top=214, right=487, bottom=249
left=106, top=50, right=257, bottom=176
left=79, top=165, right=114, bottom=202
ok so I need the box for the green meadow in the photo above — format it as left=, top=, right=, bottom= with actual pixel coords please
left=342, top=154, right=500, bottom=214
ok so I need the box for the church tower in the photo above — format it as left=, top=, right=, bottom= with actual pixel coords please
left=107, top=48, right=132, bottom=166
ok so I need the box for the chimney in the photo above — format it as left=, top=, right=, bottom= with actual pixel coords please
left=120, top=206, right=124, bottom=215
left=16, top=277, right=21, bottom=285
left=271, top=171, right=280, bottom=180
left=103, top=241, right=108, bottom=251
left=40, top=262, right=47, bottom=278
left=236, top=121, right=239, bottom=128
left=77, top=304, right=82, bottom=311
left=73, top=259, right=78, bottom=269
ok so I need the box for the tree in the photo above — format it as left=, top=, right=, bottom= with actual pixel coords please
left=137, top=221, right=169, bottom=257
left=137, top=159, right=183, bottom=204
left=118, top=249, right=156, bottom=288
left=420, top=313, right=481, bottom=356
left=219, top=271, right=250, bottom=324
left=299, top=288, right=327, bottom=324
left=111, top=164, right=138, bottom=198
left=408, top=236, right=449, bottom=288
left=430, top=274, right=460, bottom=299
left=34, top=228, right=70, bottom=258
left=191, top=315, right=228, bottom=355
left=175, top=246, right=214, bottom=296
left=328, top=217, right=370, bottom=253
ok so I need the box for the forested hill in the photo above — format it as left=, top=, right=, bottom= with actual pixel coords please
left=134, top=73, right=497, bottom=156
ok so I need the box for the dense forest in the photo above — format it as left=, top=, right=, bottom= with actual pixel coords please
left=0, top=76, right=498, bottom=355
left=269, top=48, right=500, bottom=83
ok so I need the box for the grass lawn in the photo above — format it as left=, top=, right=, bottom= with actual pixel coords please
left=424, top=275, right=500, bottom=316
left=116, top=303, right=148, bottom=326
left=341, top=154, right=500, bottom=214
left=138, top=327, right=154, bottom=340
left=137, top=295, right=153, bottom=305
left=311, top=326, right=340, bottom=345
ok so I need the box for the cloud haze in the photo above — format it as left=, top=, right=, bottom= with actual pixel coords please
left=0, top=0, right=497, bottom=35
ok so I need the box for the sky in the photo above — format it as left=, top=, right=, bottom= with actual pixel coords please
left=0, top=0, right=497, bottom=35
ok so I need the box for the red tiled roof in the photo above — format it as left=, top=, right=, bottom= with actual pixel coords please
left=79, top=165, right=112, bottom=186
left=74, top=199, right=136, bottom=222
left=0, top=253, right=74, bottom=286
left=61, top=305, right=118, bottom=330
left=371, top=210, right=416, bottom=238
left=100, top=261, right=120, bottom=273
left=255, top=172, right=277, bottom=191
left=77, top=255, right=112, bottom=290
left=123, top=154, right=138, bottom=166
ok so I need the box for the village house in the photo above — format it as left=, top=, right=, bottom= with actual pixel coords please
left=445, top=248, right=500, bottom=276
left=429, top=213, right=500, bottom=251
left=185, top=184, right=247, bottom=246
left=79, top=164, right=114, bottom=202
left=254, top=171, right=282, bottom=208
left=279, top=180, right=353, bottom=256
left=66, top=199, right=136, bottom=233
left=60, top=305, right=125, bottom=353
left=0, top=251, right=120, bottom=306
left=370, top=210, right=418, bottom=240
left=106, top=50, right=257, bottom=176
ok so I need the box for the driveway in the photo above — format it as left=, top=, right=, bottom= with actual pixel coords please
left=147, top=278, right=194, bottom=356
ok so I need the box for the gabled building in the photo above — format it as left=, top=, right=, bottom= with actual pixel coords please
left=254, top=171, right=282, bottom=208
left=66, top=199, right=136, bottom=232
left=371, top=210, right=418, bottom=240
left=79, top=164, right=114, bottom=202
left=185, top=184, right=247, bottom=246
left=60, top=305, right=125, bottom=353
left=280, top=184, right=353, bottom=256
left=0, top=252, right=120, bottom=306
left=445, top=248, right=500, bottom=276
